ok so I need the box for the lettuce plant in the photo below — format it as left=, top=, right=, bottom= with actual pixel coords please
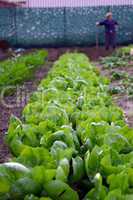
left=1, top=53, right=133, bottom=199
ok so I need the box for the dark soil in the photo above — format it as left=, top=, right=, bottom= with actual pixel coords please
left=47, top=46, right=114, bottom=61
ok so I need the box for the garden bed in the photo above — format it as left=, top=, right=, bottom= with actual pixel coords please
left=0, top=50, right=50, bottom=163
left=98, top=45, right=133, bottom=127
left=1, top=50, right=133, bottom=199
left=0, top=46, right=129, bottom=163
left=0, top=64, right=52, bottom=162
left=101, top=67, right=133, bottom=127
left=0, top=46, right=133, bottom=199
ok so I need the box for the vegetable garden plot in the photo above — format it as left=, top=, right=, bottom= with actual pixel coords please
left=100, top=45, right=133, bottom=69
left=1, top=53, right=133, bottom=199
left=100, top=45, right=133, bottom=127
left=0, top=49, right=48, bottom=163
left=0, top=49, right=48, bottom=93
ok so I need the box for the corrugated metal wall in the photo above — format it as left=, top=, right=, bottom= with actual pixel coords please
left=24, top=0, right=133, bottom=8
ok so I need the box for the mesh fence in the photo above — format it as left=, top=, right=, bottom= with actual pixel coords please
left=0, top=0, right=133, bottom=46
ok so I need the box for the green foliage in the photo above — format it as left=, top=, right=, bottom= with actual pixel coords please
left=111, top=71, right=128, bottom=81
left=101, top=45, right=133, bottom=68
left=44, top=180, right=79, bottom=200
left=1, top=53, right=133, bottom=199
left=0, top=50, right=48, bottom=93
left=101, top=46, right=133, bottom=97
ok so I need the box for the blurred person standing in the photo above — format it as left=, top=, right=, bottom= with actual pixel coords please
left=96, top=12, right=118, bottom=50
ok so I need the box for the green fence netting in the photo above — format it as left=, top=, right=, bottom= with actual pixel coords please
left=0, top=5, right=132, bottom=47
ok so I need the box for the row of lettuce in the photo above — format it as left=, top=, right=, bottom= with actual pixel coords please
left=1, top=53, right=133, bottom=200
left=101, top=45, right=133, bottom=68
left=0, top=50, right=48, bottom=93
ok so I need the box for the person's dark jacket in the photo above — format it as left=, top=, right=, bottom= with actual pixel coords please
left=99, top=19, right=118, bottom=34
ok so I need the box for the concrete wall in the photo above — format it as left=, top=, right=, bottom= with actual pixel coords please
left=0, top=6, right=133, bottom=47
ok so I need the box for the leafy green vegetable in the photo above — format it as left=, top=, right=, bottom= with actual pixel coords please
left=10, top=177, right=41, bottom=199
left=1, top=52, right=133, bottom=199
left=70, top=156, right=85, bottom=182
left=84, top=173, right=107, bottom=200
left=101, top=46, right=133, bottom=68
left=0, top=50, right=48, bottom=93
left=56, top=158, right=70, bottom=182
left=16, top=146, right=56, bottom=168
left=44, top=180, right=79, bottom=200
